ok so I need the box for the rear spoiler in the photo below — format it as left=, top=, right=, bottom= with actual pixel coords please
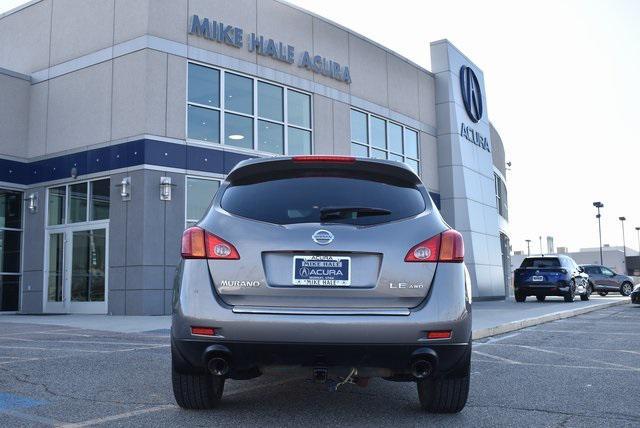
left=226, top=156, right=422, bottom=185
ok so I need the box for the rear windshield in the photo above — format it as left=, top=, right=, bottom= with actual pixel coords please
left=220, top=171, right=427, bottom=226
left=520, top=258, right=561, bottom=268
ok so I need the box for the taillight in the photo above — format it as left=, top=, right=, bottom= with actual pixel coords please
left=405, top=229, right=464, bottom=263
left=181, top=227, right=240, bottom=260
left=292, top=155, right=356, bottom=163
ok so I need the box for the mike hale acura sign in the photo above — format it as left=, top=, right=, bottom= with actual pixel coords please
left=188, top=15, right=352, bottom=84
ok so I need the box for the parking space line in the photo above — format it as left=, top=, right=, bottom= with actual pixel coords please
left=487, top=342, right=640, bottom=356
left=0, top=344, right=169, bottom=355
left=524, top=329, right=640, bottom=336
left=510, top=344, right=639, bottom=371
left=472, top=350, right=520, bottom=364
left=57, top=376, right=306, bottom=427
left=58, top=405, right=175, bottom=428
left=473, top=359, right=640, bottom=372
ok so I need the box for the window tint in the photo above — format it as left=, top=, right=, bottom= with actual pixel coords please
left=225, top=73, right=253, bottom=114
left=0, top=190, right=22, bottom=229
left=287, top=90, right=311, bottom=128
left=287, top=127, right=311, bottom=155
left=601, top=267, right=615, bottom=276
left=221, top=172, right=427, bottom=226
left=90, top=179, right=110, bottom=221
left=350, top=110, right=367, bottom=143
left=258, top=120, right=284, bottom=154
left=258, top=82, right=283, bottom=121
left=188, top=64, right=219, bottom=107
left=225, top=113, right=253, bottom=148
left=520, top=258, right=561, bottom=268
left=188, top=105, right=220, bottom=143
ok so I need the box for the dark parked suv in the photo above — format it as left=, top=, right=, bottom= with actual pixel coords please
left=514, top=255, right=590, bottom=302
left=579, top=265, right=635, bottom=297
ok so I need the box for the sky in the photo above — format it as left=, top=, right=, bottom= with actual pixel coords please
left=1, top=0, right=639, bottom=254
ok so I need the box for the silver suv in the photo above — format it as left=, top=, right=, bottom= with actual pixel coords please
left=171, top=156, right=472, bottom=413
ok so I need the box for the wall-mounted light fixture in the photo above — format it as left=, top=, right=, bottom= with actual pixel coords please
left=26, top=193, right=38, bottom=213
left=117, top=177, right=131, bottom=201
left=160, top=176, right=175, bottom=201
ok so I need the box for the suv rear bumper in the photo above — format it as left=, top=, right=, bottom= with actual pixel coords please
left=172, top=337, right=471, bottom=379
left=515, top=284, right=572, bottom=296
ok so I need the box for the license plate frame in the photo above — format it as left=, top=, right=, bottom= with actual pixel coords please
left=532, top=275, right=544, bottom=282
left=292, top=255, right=351, bottom=286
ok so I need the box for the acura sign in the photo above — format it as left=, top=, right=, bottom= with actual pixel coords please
left=459, top=65, right=483, bottom=123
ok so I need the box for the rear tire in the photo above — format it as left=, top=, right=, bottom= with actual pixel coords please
left=417, top=355, right=470, bottom=413
left=172, top=367, right=225, bottom=409
left=515, top=293, right=526, bottom=302
left=564, top=281, right=575, bottom=303
left=598, top=291, right=608, bottom=297
left=580, top=294, right=589, bottom=301
left=536, top=295, right=546, bottom=302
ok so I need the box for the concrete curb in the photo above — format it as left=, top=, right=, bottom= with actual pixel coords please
left=472, top=299, right=629, bottom=340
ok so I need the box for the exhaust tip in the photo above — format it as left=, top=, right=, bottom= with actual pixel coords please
left=207, top=357, right=229, bottom=376
left=411, top=359, right=433, bottom=379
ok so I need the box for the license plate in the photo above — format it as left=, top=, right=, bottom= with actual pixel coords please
left=292, top=255, right=351, bottom=286
left=532, top=276, right=544, bottom=282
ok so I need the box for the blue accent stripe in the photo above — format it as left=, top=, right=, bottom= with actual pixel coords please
left=0, top=393, right=46, bottom=411
left=0, top=139, right=256, bottom=185
left=0, top=139, right=442, bottom=210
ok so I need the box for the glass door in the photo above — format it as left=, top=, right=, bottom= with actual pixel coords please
left=44, top=225, right=108, bottom=314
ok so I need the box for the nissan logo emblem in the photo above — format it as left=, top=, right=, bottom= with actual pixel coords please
left=312, top=229, right=334, bottom=245
left=459, top=65, right=483, bottom=123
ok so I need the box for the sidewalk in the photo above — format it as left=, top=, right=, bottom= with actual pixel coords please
left=0, top=295, right=629, bottom=336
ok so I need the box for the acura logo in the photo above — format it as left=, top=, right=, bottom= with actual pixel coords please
left=459, top=65, right=483, bottom=123
left=312, top=229, right=334, bottom=245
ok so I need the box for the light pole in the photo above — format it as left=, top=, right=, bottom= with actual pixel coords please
left=539, top=236, right=543, bottom=255
left=593, top=202, right=604, bottom=265
left=619, top=217, right=627, bottom=258
left=525, top=239, right=531, bottom=256
left=635, top=227, right=640, bottom=255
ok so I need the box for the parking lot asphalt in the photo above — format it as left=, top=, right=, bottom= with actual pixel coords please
left=0, top=303, right=639, bottom=427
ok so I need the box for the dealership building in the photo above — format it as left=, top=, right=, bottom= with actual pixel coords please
left=0, top=0, right=509, bottom=314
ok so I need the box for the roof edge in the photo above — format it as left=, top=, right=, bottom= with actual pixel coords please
left=0, top=0, right=44, bottom=20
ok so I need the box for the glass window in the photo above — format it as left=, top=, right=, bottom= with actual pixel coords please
left=68, top=182, right=88, bottom=223
left=0, top=190, right=22, bottom=229
left=351, top=143, right=368, bottom=157
left=258, top=82, right=283, bottom=122
left=225, top=73, right=253, bottom=115
left=0, top=275, right=19, bottom=311
left=404, top=129, right=419, bottom=159
left=405, top=158, right=419, bottom=174
left=48, top=232, right=64, bottom=302
left=70, top=229, right=106, bottom=302
left=350, top=110, right=367, bottom=143
left=225, top=113, right=253, bottom=149
left=90, top=179, right=110, bottom=221
left=287, top=90, right=311, bottom=128
left=187, top=105, right=220, bottom=143
left=48, top=186, right=66, bottom=226
left=186, top=178, right=220, bottom=228
left=187, top=64, right=313, bottom=154
left=371, top=149, right=386, bottom=160
left=388, top=123, right=403, bottom=154
left=371, top=117, right=386, bottom=149
left=188, top=63, right=219, bottom=107
left=520, top=258, right=561, bottom=268
left=221, top=171, right=428, bottom=226
left=0, top=230, right=21, bottom=273
left=389, top=153, right=403, bottom=163
left=288, top=127, right=311, bottom=155
left=258, top=120, right=284, bottom=154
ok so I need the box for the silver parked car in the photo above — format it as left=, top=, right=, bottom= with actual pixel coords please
left=579, top=265, right=635, bottom=296
left=171, top=155, right=472, bottom=413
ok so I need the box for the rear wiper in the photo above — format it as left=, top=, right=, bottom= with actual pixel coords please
left=319, top=206, right=391, bottom=221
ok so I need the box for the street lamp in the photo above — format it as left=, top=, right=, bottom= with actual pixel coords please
left=619, top=216, right=627, bottom=259
left=635, top=227, right=640, bottom=255
left=539, top=236, right=543, bottom=255
left=525, top=239, right=531, bottom=256
left=593, top=202, right=604, bottom=265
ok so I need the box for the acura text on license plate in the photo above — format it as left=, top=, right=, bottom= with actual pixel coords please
left=292, top=255, right=351, bottom=286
